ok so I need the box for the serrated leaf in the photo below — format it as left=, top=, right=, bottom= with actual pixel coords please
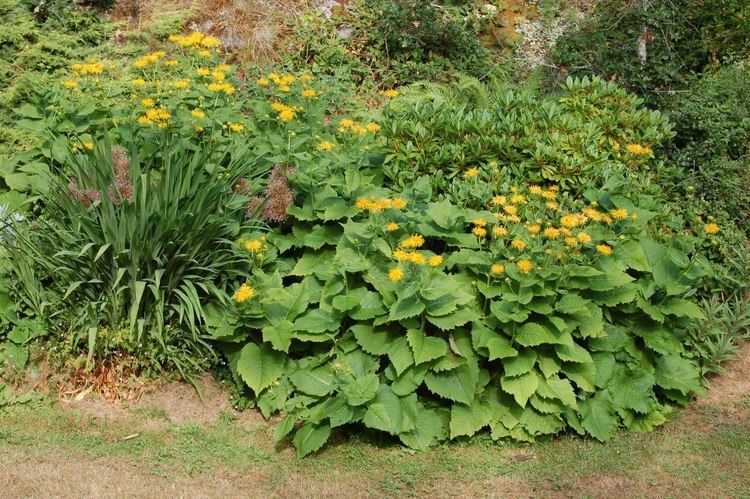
left=389, top=294, right=425, bottom=322
left=406, top=329, right=448, bottom=365
left=660, top=298, right=705, bottom=319
left=450, top=399, right=492, bottom=438
left=609, top=367, right=655, bottom=414
left=502, top=349, right=537, bottom=377
left=293, top=423, right=331, bottom=458
left=388, top=336, right=414, bottom=376
left=655, top=355, right=704, bottom=395
left=427, top=307, right=480, bottom=330
left=501, top=371, right=538, bottom=407
left=424, top=365, right=476, bottom=405
left=515, top=323, right=560, bottom=346
left=237, top=343, right=285, bottom=394
left=399, top=407, right=446, bottom=450
left=352, top=324, right=394, bottom=355
left=343, top=373, right=380, bottom=406
left=580, top=390, right=616, bottom=442
left=262, top=320, right=293, bottom=352
left=290, top=367, right=336, bottom=397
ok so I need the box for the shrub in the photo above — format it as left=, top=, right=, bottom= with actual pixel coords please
left=381, top=76, right=673, bottom=194
left=551, top=0, right=750, bottom=105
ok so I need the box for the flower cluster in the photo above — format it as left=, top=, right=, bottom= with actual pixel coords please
left=71, top=60, right=105, bottom=76
left=134, top=51, right=166, bottom=69
left=355, top=196, right=407, bottom=213
left=138, top=108, right=171, bottom=127
left=270, top=101, right=297, bottom=122
left=338, top=119, right=381, bottom=135
left=234, top=283, right=256, bottom=303
left=625, top=143, right=653, bottom=156
left=169, top=32, right=222, bottom=49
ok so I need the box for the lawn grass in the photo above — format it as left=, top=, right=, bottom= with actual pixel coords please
left=1, top=390, right=748, bottom=497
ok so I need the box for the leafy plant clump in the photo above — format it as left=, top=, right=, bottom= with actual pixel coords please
left=208, top=80, right=717, bottom=455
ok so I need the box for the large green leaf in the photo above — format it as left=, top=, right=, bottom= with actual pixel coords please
left=237, top=342, right=286, bottom=394
left=580, top=390, right=616, bottom=442
left=424, top=365, right=476, bottom=405
left=406, top=329, right=448, bottom=365
left=655, top=355, right=704, bottom=395
left=290, top=367, right=336, bottom=397
left=450, top=399, right=492, bottom=438
left=501, top=371, right=539, bottom=407
left=293, top=423, right=331, bottom=458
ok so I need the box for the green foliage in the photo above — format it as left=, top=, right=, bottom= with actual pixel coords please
left=212, top=127, right=711, bottom=455
left=288, top=0, right=504, bottom=87
left=381, top=75, right=672, bottom=194
left=551, top=0, right=750, bottom=104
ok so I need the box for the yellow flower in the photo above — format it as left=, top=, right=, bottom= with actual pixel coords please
left=596, top=244, right=613, bottom=256
left=138, top=116, right=153, bottom=125
left=577, top=232, right=592, bottom=244
left=393, top=249, right=411, bottom=261
left=277, top=108, right=296, bottom=122
left=132, top=78, right=146, bottom=86
left=389, top=267, right=404, bottom=282
left=172, top=79, right=190, bottom=89
left=141, top=98, right=155, bottom=107
left=464, top=167, right=479, bottom=178
left=390, top=198, right=407, bottom=210
left=542, top=190, right=557, bottom=200
left=529, top=185, right=543, bottom=195
left=165, top=59, right=178, bottom=67
left=244, top=239, right=263, bottom=252
left=401, top=235, right=425, bottom=249
left=527, top=224, right=541, bottom=235
left=197, top=68, right=211, bottom=77
left=491, top=263, right=505, bottom=274
left=545, top=201, right=559, bottom=210
left=493, top=226, right=508, bottom=237
left=195, top=126, right=205, bottom=133
left=366, top=122, right=381, bottom=133
left=62, top=80, right=77, bottom=90
left=704, top=223, right=720, bottom=235
left=228, top=123, right=245, bottom=132
left=83, top=142, right=94, bottom=151
left=257, top=78, right=270, bottom=87
left=544, top=227, right=560, bottom=238
left=409, top=252, right=426, bottom=265
left=234, top=283, right=255, bottom=303
left=191, top=109, right=206, bottom=119
left=511, top=239, right=526, bottom=250
left=472, top=227, right=487, bottom=238
left=386, top=222, right=399, bottom=232
left=492, top=195, right=507, bottom=205
left=382, top=89, right=399, bottom=98
left=278, top=84, right=291, bottom=93
left=473, top=218, right=487, bottom=228
left=503, top=204, right=517, bottom=215
left=318, top=141, right=335, bottom=151
left=560, top=214, right=584, bottom=228
left=564, top=237, right=578, bottom=247
left=611, top=208, right=628, bottom=220
left=428, top=255, right=443, bottom=267
left=302, top=88, right=317, bottom=98
left=200, top=36, right=221, bottom=48
left=510, top=194, right=526, bottom=204
left=517, top=260, right=533, bottom=274
left=626, top=143, right=653, bottom=155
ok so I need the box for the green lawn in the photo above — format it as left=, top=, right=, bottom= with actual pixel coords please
left=1, top=377, right=748, bottom=497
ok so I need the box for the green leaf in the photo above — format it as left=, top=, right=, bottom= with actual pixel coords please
left=655, top=356, right=704, bottom=395
left=262, top=320, right=294, bottom=352
left=290, top=367, right=336, bottom=397
left=399, top=407, right=446, bottom=450
left=406, top=329, right=448, bottom=365
left=427, top=307, right=481, bottom=330
left=236, top=342, right=285, bottom=394
left=388, top=337, right=415, bottom=376
left=389, top=295, right=425, bottom=322
left=363, top=385, right=412, bottom=434
left=580, top=390, right=616, bottom=442
left=609, top=367, right=655, bottom=414
left=501, top=371, right=539, bottom=407
left=515, top=323, right=561, bottom=346
left=554, top=343, right=593, bottom=364
left=660, top=298, right=705, bottom=319
left=502, top=349, right=537, bottom=377
left=293, top=308, right=339, bottom=333
left=293, top=423, right=331, bottom=458
left=424, top=365, right=476, bottom=405
left=352, top=325, right=394, bottom=355
left=343, top=373, right=380, bottom=406
left=556, top=294, right=589, bottom=315
left=450, top=399, right=492, bottom=438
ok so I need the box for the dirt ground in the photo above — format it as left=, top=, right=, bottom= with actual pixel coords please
left=1, top=345, right=748, bottom=498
